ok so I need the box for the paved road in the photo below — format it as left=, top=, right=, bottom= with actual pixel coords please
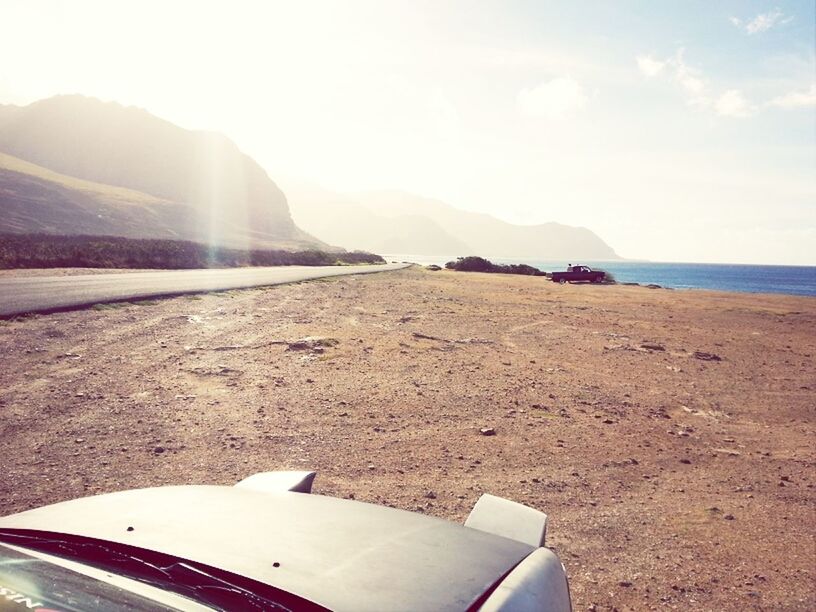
left=0, top=263, right=410, bottom=317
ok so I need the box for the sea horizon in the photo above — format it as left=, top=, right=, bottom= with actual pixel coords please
left=383, top=254, right=816, bottom=297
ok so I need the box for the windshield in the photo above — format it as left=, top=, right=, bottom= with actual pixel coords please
left=0, top=541, right=195, bottom=612
left=0, top=531, right=328, bottom=612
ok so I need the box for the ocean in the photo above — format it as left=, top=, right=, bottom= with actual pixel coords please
left=382, top=254, right=816, bottom=297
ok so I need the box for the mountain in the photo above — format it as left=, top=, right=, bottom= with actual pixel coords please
left=282, top=180, right=470, bottom=256
left=0, top=95, right=326, bottom=251
left=355, top=191, right=619, bottom=260
left=0, top=95, right=619, bottom=259
left=284, top=181, right=619, bottom=260
left=0, top=151, right=201, bottom=240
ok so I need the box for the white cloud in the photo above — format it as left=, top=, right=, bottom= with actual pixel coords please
left=636, top=49, right=765, bottom=119
left=636, top=55, right=665, bottom=77
left=517, top=77, right=587, bottom=120
left=731, top=9, right=793, bottom=34
left=770, top=84, right=816, bottom=108
left=636, top=49, right=705, bottom=94
left=672, top=49, right=705, bottom=94
left=714, top=90, right=755, bottom=117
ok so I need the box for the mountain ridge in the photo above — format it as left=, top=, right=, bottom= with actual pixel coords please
left=354, top=190, right=619, bottom=260
left=285, top=181, right=620, bottom=260
left=0, top=95, right=327, bottom=251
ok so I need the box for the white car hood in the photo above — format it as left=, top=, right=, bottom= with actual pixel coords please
left=0, top=486, right=534, bottom=611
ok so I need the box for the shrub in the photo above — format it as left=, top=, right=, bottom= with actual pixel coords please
left=445, top=256, right=494, bottom=272
left=445, top=256, right=546, bottom=276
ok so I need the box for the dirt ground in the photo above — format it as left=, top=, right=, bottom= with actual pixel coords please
left=1, top=266, right=814, bottom=611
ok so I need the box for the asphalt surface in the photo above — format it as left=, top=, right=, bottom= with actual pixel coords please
left=0, top=263, right=410, bottom=317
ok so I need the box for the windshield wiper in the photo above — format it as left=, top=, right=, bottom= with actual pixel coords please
left=0, top=529, right=328, bottom=612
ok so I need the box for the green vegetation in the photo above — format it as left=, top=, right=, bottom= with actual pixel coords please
left=445, top=256, right=546, bottom=276
left=0, top=234, right=385, bottom=270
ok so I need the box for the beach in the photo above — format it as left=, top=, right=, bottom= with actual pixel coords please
left=1, top=266, right=814, bottom=610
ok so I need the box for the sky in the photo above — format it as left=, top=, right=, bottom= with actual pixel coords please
left=1, top=0, right=814, bottom=264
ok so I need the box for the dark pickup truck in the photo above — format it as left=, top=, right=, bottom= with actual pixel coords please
left=550, top=265, right=605, bottom=284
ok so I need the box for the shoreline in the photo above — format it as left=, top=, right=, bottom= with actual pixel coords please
left=385, top=255, right=816, bottom=297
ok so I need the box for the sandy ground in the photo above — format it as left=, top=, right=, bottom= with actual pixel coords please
left=1, top=266, right=814, bottom=611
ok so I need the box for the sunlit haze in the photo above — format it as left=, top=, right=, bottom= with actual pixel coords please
left=1, top=0, right=814, bottom=264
